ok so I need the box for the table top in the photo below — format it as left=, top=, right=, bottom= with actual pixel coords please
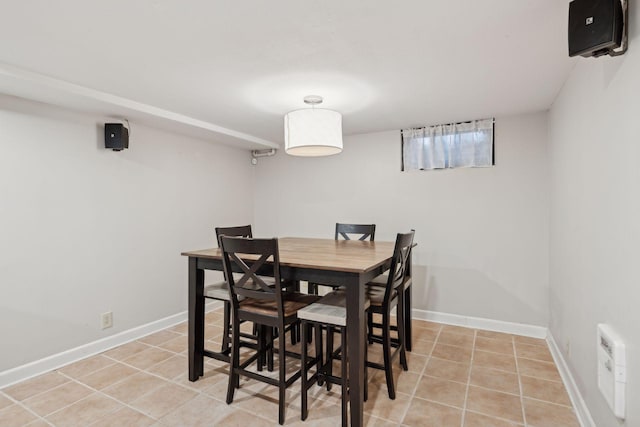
left=181, top=237, right=397, bottom=273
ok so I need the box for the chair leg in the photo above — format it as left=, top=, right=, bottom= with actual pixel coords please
left=288, top=284, right=299, bottom=346
left=307, top=322, right=313, bottom=344
left=226, top=315, right=240, bottom=404
left=382, top=312, right=395, bottom=400
left=341, top=325, right=348, bottom=427
left=317, top=325, right=325, bottom=387
left=397, top=294, right=408, bottom=371
left=291, top=323, right=298, bottom=345
left=314, top=323, right=323, bottom=383
left=404, top=286, right=412, bottom=352
left=326, top=326, right=334, bottom=391
left=257, top=324, right=265, bottom=372
left=222, top=302, right=231, bottom=352
left=267, top=327, right=274, bottom=372
left=278, top=325, right=287, bottom=425
left=367, top=311, right=374, bottom=344
left=301, top=320, right=308, bottom=421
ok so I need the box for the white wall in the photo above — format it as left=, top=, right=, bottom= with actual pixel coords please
left=0, top=96, right=254, bottom=372
left=253, top=113, right=549, bottom=327
left=548, top=7, right=640, bottom=425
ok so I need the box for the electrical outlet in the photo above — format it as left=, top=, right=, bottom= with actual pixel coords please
left=101, top=312, right=113, bottom=330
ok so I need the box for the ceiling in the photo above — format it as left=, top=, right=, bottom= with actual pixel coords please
left=0, top=0, right=575, bottom=149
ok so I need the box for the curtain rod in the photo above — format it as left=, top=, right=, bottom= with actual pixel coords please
left=401, top=117, right=495, bottom=133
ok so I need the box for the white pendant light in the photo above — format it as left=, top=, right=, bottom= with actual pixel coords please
left=284, top=95, right=343, bottom=156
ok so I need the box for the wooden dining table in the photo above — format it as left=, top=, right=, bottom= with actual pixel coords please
left=181, top=237, right=403, bottom=427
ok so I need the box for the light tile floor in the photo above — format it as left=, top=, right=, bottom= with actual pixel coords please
left=0, top=309, right=580, bottom=426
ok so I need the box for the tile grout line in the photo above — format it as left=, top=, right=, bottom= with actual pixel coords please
left=117, top=318, right=287, bottom=411
left=14, top=376, right=113, bottom=424
left=409, top=392, right=523, bottom=426
left=400, top=323, right=525, bottom=425
left=101, top=350, right=225, bottom=403
left=518, top=371, right=565, bottom=384
left=418, top=373, right=532, bottom=399
left=395, top=322, right=441, bottom=426
left=54, top=341, right=223, bottom=424
left=459, top=329, right=477, bottom=427
left=2, top=316, right=221, bottom=426
left=60, top=337, right=230, bottom=424
left=520, top=395, right=575, bottom=409
left=514, top=339, right=528, bottom=426
left=49, top=370, right=158, bottom=424
left=0, top=389, right=55, bottom=426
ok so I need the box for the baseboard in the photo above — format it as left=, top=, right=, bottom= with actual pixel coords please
left=547, top=333, right=596, bottom=427
left=412, top=309, right=594, bottom=425
left=411, top=308, right=548, bottom=338
left=0, top=301, right=222, bottom=389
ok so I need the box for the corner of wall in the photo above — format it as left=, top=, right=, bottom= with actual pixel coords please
left=547, top=332, right=596, bottom=427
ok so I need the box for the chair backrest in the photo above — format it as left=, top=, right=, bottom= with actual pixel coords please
left=335, top=223, right=376, bottom=241
left=215, top=225, right=252, bottom=247
left=219, top=236, right=285, bottom=315
left=383, top=231, right=415, bottom=303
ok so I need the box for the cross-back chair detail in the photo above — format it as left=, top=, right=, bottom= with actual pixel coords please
left=334, top=223, right=376, bottom=241
left=307, top=223, right=377, bottom=296
left=382, top=231, right=414, bottom=305
left=222, top=238, right=282, bottom=306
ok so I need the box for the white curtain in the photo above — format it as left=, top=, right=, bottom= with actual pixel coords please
left=402, top=118, right=494, bottom=171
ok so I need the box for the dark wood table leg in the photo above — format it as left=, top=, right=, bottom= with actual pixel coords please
left=188, top=257, right=205, bottom=381
left=346, top=275, right=365, bottom=427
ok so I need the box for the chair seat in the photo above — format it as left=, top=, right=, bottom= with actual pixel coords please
left=298, top=291, right=370, bottom=327
left=204, top=281, right=233, bottom=301
left=367, top=274, right=412, bottom=289
left=204, top=278, right=272, bottom=301
left=368, top=274, right=387, bottom=287
left=239, top=292, right=319, bottom=317
left=365, top=285, right=397, bottom=306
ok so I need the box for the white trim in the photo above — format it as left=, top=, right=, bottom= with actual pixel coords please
left=0, top=301, right=222, bottom=389
left=547, top=333, right=596, bottom=427
left=411, top=308, right=547, bottom=338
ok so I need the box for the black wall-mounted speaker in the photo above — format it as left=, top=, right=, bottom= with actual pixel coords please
left=104, top=123, right=129, bottom=151
left=569, top=0, right=624, bottom=57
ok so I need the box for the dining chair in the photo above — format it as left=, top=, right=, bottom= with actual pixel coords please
left=214, top=226, right=302, bottom=348
left=220, top=236, right=319, bottom=425
left=201, top=225, right=253, bottom=354
left=298, top=290, right=369, bottom=427
left=367, top=229, right=415, bottom=352
left=365, top=230, right=414, bottom=399
left=307, top=223, right=376, bottom=295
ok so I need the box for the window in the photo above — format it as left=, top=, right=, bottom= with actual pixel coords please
left=401, top=118, right=495, bottom=171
